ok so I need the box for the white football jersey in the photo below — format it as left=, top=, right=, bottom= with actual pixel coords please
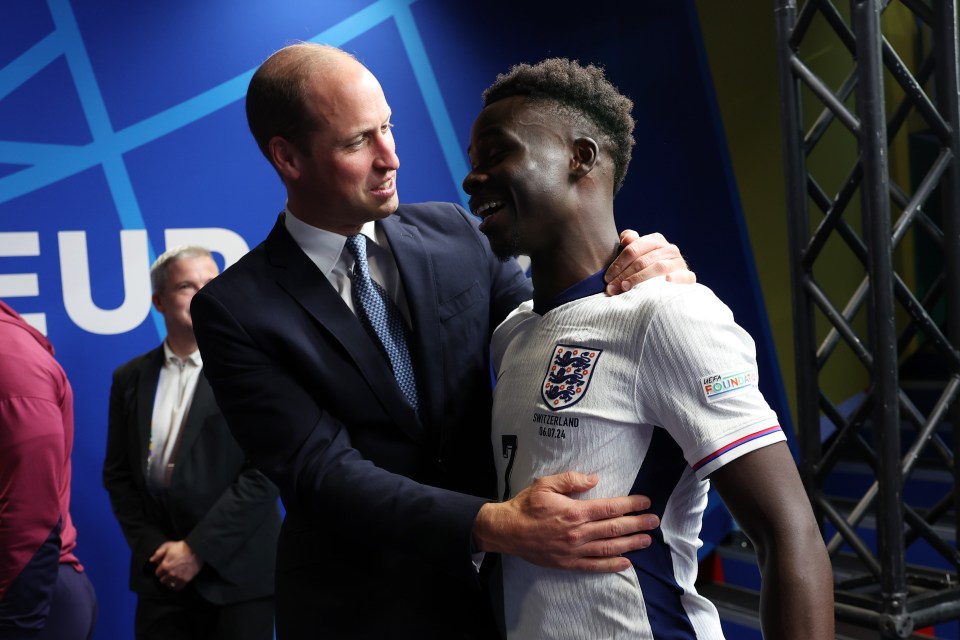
left=491, top=275, right=784, bottom=639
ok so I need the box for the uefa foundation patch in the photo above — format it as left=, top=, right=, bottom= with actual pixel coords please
left=701, top=369, right=758, bottom=403
left=541, top=344, right=602, bottom=410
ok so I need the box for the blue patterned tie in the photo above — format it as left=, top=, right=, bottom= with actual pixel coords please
left=345, top=234, right=419, bottom=412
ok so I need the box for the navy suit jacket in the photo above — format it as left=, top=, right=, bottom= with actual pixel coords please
left=191, top=202, right=531, bottom=639
left=103, top=346, right=281, bottom=605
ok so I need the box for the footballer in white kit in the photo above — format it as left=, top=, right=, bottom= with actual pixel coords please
left=490, top=271, right=785, bottom=640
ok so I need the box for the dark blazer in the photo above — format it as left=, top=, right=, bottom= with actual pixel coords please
left=103, top=346, right=281, bottom=606
left=191, top=202, right=532, bottom=639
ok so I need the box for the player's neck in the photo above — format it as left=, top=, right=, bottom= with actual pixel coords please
left=529, top=240, right=619, bottom=309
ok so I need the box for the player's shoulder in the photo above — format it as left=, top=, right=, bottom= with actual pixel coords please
left=627, top=277, right=727, bottom=315
left=491, top=301, right=536, bottom=358
left=493, top=300, right=536, bottom=338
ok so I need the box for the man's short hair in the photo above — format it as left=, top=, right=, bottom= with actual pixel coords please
left=482, top=58, right=635, bottom=194
left=150, top=246, right=213, bottom=294
left=245, top=43, right=356, bottom=162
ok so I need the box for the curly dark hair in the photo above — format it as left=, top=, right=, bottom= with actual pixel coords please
left=482, top=58, right=635, bottom=194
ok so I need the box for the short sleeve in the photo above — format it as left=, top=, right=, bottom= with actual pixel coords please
left=634, top=285, right=784, bottom=480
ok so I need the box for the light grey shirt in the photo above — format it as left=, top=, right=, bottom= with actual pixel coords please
left=283, top=207, right=411, bottom=323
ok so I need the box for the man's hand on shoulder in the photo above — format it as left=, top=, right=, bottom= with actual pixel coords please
left=472, top=471, right=660, bottom=572
left=605, top=230, right=695, bottom=294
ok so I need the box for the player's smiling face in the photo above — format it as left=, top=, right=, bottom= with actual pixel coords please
left=463, top=96, right=573, bottom=260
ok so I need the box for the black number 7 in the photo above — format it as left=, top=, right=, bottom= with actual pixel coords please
left=501, top=435, right=518, bottom=501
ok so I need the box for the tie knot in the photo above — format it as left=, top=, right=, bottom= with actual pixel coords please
left=345, top=234, right=369, bottom=274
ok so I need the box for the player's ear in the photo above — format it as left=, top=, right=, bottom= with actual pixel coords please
left=571, top=137, right=599, bottom=177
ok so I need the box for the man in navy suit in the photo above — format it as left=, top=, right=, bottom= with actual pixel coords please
left=104, top=246, right=281, bottom=640
left=191, top=43, right=691, bottom=639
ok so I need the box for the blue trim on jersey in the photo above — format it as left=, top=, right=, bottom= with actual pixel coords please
left=533, top=269, right=607, bottom=315
left=625, top=427, right=697, bottom=639
left=692, top=425, right=782, bottom=472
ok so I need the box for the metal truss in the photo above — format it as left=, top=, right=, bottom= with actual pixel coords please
left=774, top=0, right=960, bottom=636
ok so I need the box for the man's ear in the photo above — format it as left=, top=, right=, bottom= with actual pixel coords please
left=268, top=136, right=301, bottom=181
left=151, top=292, right=164, bottom=314
left=571, top=137, right=599, bottom=178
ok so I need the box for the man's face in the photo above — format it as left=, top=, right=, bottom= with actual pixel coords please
left=152, top=255, right=219, bottom=338
left=463, top=96, right=571, bottom=260
left=291, top=60, right=400, bottom=234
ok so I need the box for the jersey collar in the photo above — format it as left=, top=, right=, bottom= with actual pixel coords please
left=533, top=269, right=607, bottom=315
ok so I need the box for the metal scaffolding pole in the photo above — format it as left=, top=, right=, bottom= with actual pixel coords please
left=851, top=2, right=909, bottom=633
left=774, top=0, right=960, bottom=636
left=934, top=0, right=960, bottom=581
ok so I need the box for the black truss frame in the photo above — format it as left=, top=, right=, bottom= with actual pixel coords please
left=774, top=0, right=960, bottom=637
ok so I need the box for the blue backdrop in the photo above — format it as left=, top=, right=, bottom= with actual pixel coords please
left=0, top=1, right=787, bottom=638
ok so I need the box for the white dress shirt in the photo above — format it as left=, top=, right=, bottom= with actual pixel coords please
left=147, top=342, right=203, bottom=493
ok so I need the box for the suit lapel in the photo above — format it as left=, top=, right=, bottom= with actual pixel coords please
left=173, top=371, right=214, bottom=462
left=137, top=347, right=164, bottom=474
left=265, top=217, right=423, bottom=442
left=379, top=215, right=443, bottom=432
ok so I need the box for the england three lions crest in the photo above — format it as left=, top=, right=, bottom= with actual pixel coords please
left=542, top=344, right=602, bottom=410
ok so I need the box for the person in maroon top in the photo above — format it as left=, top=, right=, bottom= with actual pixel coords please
left=0, top=299, right=97, bottom=639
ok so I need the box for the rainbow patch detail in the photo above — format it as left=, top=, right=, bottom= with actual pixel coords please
left=701, top=369, right=758, bottom=403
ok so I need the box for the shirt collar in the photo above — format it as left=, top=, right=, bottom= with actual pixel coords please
left=284, top=206, right=378, bottom=274
left=162, top=340, right=202, bottom=367
left=533, top=269, right=608, bottom=315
